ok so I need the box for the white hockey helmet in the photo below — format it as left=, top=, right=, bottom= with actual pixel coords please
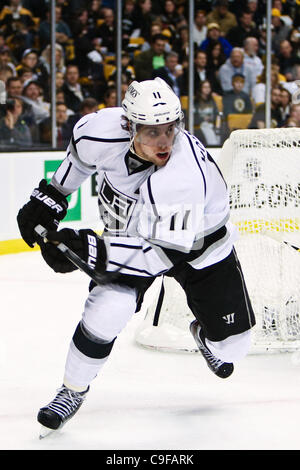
left=122, top=77, right=183, bottom=126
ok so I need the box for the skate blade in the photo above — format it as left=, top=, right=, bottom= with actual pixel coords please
left=39, top=425, right=57, bottom=439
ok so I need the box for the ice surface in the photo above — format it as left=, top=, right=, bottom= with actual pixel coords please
left=1, top=251, right=300, bottom=450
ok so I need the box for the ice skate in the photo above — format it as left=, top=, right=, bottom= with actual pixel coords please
left=190, top=320, right=234, bottom=378
left=37, top=385, right=89, bottom=438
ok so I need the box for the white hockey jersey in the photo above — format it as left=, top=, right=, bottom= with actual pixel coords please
left=51, top=107, right=237, bottom=278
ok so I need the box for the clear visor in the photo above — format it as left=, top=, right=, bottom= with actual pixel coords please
left=132, top=120, right=183, bottom=148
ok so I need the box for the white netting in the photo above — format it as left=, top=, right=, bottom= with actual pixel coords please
left=135, top=129, right=300, bottom=353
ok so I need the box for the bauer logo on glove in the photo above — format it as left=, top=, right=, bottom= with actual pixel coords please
left=31, top=189, right=66, bottom=214
left=86, top=234, right=98, bottom=269
left=39, top=228, right=107, bottom=275
left=17, top=179, right=69, bottom=248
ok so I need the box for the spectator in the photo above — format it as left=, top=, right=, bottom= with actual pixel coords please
left=279, top=86, right=292, bottom=125
left=272, top=0, right=293, bottom=27
left=134, top=33, right=167, bottom=82
left=0, top=44, right=16, bottom=77
left=152, top=51, right=183, bottom=97
left=200, top=22, right=233, bottom=59
left=6, top=76, right=23, bottom=98
left=277, top=39, right=300, bottom=82
left=160, top=0, right=184, bottom=36
left=218, top=47, right=256, bottom=95
left=62, top=64, right=91, bottom=113
left=68, top=7, right=96, bottom=76
left=92, top=7, right=116, bottom=55
left=139, top=20, right=168, bottom=52
left=271, top=7, right=291, bottom=54
left=131, top=0, right=156, bottom=43
left=21, top=79, right=50, bottom=124
left=108, top=51, right=135, bottom=84
left=0, top=64, right=14, bottom=85
left=226, top=10, right=259, bottom=48
left=87, top=0, right=104, bottom=28
left=193, top=50, right=209, bottom=91
left=257, top=23, right=275, bottom=58
left=40, top=43, right=66, bottom=77
left=243, top=37, right=264, bottom=81
left=55, top=71, right=65, bottom=90
left=172, top=24, right=189, bottom=66
left=15, top=48, right=48, bottom=91
left=222, top=73, right=253, bottom=118
left=248, top=86, right=283, bottom=128
left=55, top=88, right=74, bottom=117
left=5, top=74, right=38, bottom=136
left=288, top=103, right=300, bottom=127
left=193, top=79, right=220, bottom=146
left=288, top=25, right=300, bottom=52
left=17, top=64, right=34, bottom=85
left=122, top=0, right=137, bottom=47
left=64, top=97, right=99, bottom=141
left=0, top=0, right=36, bottom=60
left=192, top=9, right=207, bottom=48
left=38, top=5, right=72, bottom=51
left=39, top=101, right=70, bottom=149
left=252, top=64, right=282, bottom=106
left=205, top=41, right=226, bottom=94
left=206, top=0, right=238, bottom=37
left=180, top=49, right=221, bottom=96
left=245, top=0, right=262, bottom=27
left=98, top=86, right=117, bottom=109
left=0, top=97, right=32, bottom=147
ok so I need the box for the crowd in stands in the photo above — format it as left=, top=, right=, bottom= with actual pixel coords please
left=0, top=0, right=300, bottom=149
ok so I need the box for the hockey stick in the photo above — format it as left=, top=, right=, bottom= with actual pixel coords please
left=34, top=224, right=119, bottom=285
left=259, top=228, right=300, bottom=252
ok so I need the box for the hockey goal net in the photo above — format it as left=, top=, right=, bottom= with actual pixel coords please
left=135, top=128, right=300, bottom=353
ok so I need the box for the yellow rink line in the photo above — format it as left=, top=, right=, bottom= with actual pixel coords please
left=1, top=230, right=104, bottom=255
left=0, top=238, right=40, bottom=255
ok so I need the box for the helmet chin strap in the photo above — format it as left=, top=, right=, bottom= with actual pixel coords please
left=128, top=122, right=144, bottom=159
left=129, top=134, right=145, bottom=160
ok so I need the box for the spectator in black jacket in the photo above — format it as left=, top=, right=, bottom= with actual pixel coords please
left=226, top=10, right=259, bottom=48
left=62, top=64, right=91, bottom=113
left=248, top=86, right=283, bottom=129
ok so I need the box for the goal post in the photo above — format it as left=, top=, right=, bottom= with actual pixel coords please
left=135, top=129, right=300, bottom=354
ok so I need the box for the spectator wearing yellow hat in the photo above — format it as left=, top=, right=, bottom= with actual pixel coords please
left=271, top=8, right=292, bottom=54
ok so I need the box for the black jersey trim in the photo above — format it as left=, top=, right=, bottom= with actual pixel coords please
left=146, top=176, right=161, bottom=239
left=77, top=120, right=88, bottom=130
left=108, top=260, right=153, bottom=276
left=207, top=151, right=228, bottom=189
left=110, top=242, right=152, bottom=254
left=110, top=242, right=143, bottom=250
left=74, top=135, right=130, bottom=145
left=60, top=161, right=72, bottom=186
left=184, top=132, right=207, bottom=196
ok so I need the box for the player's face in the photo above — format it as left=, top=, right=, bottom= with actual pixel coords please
left=133, top=122, right=177, bottom=166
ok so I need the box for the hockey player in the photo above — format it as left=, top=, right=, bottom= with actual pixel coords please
left=17, top=78, right=255, bottom=436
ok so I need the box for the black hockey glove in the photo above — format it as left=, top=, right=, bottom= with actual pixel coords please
left=39, top=228, right=107, bottom=274
left=17, top=179, right=68, bottom=248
